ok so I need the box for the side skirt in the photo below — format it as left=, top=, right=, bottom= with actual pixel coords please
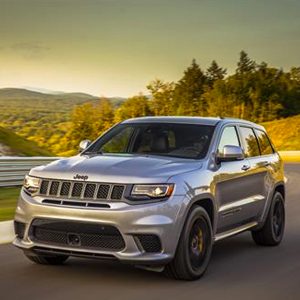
left=214, top=221, right=258, bottom=242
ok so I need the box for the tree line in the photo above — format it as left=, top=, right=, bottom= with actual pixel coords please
left=62, top=51, right=300, bottom=155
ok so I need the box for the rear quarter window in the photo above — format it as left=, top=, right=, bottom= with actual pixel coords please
left=255, top=129, right=274, bottom=155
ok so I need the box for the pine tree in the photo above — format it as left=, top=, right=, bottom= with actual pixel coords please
left=173, top=59, right=207, bottom=115
left=206, top=60, right=227, bottom=86
left=236, top=51, right=256, bottom=75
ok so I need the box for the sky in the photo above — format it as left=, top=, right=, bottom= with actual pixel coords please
left=0, top=0, right=300, bottom=97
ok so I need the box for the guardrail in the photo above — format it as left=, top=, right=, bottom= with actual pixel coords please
left=0, top=157, right=60, bottom=187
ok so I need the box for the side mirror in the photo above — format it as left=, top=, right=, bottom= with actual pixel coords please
left=79, top=140, right=91, bottom=153
left=217, top=145, right=244, bottom=162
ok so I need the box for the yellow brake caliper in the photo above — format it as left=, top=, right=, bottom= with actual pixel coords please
left=198, top=229, right=203, bottom=252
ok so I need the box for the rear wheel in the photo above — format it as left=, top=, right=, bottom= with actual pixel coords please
left=164, top=206, right=213, bottom=280
left=24, top=253, right=69, bottom=265
left=252, top=192, right=285, bottom=246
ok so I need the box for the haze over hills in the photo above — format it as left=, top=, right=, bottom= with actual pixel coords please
left=0, top=88, right=126, bottom=102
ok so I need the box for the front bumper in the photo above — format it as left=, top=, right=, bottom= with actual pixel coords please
left=14, top=189, right=185, bottom=265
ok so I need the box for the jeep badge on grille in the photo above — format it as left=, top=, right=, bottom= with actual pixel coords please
left=73, top=174, right=89, bottom=181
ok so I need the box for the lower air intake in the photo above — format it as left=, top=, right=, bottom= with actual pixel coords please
left=14, top=221, right=26, bottom=239
left=29, top=219, right=125, bottom=251
left=135, top=234, right=162, bottom=253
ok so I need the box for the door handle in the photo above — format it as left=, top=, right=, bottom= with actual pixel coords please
left=241, top=165, right=250, bottom=171
left=263, top=161, right=271, bottom=167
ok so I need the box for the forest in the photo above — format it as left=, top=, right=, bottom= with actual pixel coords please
left=1, top=51, right=300, bottom=156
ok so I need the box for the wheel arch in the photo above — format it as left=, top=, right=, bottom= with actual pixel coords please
left=182, top=194, right=217, bottom=234
left=258, top=181, right=285, bottom=227
left=274, top=183, right=285, bottom=201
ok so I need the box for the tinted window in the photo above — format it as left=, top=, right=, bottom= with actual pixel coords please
left=218, top=126, right=240, bottom=155
left=239, top=127, right=260, bottom=157
left=255, top=129, right=273, bottom=155
left=86, top=123, right=215, bottom=159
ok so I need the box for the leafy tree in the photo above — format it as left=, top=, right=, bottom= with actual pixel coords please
left=114, top=94, right=152, bottom=122
left=147, top=79, right=175, bottom=115
left=65, top=98, right=114, bottom=154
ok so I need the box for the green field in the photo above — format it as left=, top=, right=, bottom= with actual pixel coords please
left=0, top=187, right=21, bottom=221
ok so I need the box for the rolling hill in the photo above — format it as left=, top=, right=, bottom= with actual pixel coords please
left=262, top=115, right=300, bottom=151
left=0, top=88, right=125, bottom=104
left=0, top=126, right=54, bottom=156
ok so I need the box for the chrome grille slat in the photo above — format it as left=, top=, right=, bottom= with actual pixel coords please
left=39, top=179, right=125, bottom=201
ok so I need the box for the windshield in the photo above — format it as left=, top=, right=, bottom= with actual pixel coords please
left=84, top=123, right=215, bottom=159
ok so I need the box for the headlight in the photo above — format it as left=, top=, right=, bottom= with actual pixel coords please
left=131, top=184, right=174, bottom=200
left=23, top=175, right=40, bottom=195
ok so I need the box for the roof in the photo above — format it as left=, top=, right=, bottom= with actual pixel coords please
left=122, top=116, right=265, bottom=129
left=122, top=116, right=221, bottom=126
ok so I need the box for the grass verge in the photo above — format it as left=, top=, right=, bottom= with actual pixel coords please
left=279, top=152, right=300, bottom=162
left=0, top=187, right=21, bottom=221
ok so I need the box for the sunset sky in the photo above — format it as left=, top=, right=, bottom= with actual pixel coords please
left=0, top=0, right=300, bottom=97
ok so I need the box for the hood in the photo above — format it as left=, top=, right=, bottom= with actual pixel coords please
left=30, top=154, right=202, bottom=184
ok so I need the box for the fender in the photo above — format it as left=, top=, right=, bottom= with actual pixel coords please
left=256, top=180, right=285, bottom=229
left=174, top=193, right=218, bottom=246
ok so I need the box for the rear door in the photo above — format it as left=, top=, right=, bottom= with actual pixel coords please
left=253, top=128, right=279, bottom=217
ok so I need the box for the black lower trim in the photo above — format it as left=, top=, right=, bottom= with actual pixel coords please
left=28, top=247, right=117, bottom=260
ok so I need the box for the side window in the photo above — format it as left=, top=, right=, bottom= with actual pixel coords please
left=239, top=127, right=260, bottom=158
left=218, top=126, right=240, bottom=155
left=255, top=129, right=274, bottom=155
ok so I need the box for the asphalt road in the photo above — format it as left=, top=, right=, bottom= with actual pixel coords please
left=1, top=163, right=300, bottom=300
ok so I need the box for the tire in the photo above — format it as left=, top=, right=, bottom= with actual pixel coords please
left=24, top=253, right=69, bottom=265
left=252, top=192, right=285, bottom=246
left=164, top=206, right=213, bottom=280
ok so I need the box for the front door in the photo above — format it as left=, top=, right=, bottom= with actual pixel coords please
left=215, top=125, right=258, bottom=233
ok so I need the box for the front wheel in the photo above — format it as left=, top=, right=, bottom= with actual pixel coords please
left=164, top=206, right=213, bottom=280
left=252, top=192, right=285, bottom=246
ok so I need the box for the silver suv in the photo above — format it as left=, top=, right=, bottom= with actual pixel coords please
left=14, top=117, right=285, bottom=280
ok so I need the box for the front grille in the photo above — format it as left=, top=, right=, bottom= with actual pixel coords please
left=84, top=184, right=96, bottom=198
left=30, top=219, right=125, bottom=251
left=111, top=185, right=125, bottom=200
left=49, top=181, right=59, bottom=196
left=39, top=179, right=125, bottom=201
left=60, top=182, right=71, bottom=196
left=39, top=180, right=49, bottom=195
left=72, top=183, right=83, bottom=197
left=135, top=234, right=162, bottom=253
left=97, top=185, right=110, bottom=199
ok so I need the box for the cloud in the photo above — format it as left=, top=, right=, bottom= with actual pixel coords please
left=11, top=41, right=50, bottom=60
